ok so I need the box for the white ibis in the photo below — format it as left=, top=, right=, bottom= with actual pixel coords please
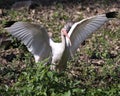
left=5, top=11, right=118, bottom=72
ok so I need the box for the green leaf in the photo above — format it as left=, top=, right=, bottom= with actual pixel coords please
left=47, top=71, right=53, bottom=79
left=63, top=90, right=71, bottom=96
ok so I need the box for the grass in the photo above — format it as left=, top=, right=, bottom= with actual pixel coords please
left=0, top=2, right=120, bottom=96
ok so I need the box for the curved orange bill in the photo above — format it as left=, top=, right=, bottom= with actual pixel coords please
left=62, top=29, right=72, bottom=46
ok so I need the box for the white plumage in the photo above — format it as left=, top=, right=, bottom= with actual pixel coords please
left=5, top=12, right=118, bottom=71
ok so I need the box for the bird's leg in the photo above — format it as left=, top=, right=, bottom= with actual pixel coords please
left=50, top=59, right=61, bottom=71
left=50, top=63, right=57, bottom=71
left=50, top=63, right=64, bottom=73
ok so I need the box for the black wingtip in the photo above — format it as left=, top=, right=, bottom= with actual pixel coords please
left=4, top=21, right=17, bottom=28
left=106, top=11, right=118, bottom=18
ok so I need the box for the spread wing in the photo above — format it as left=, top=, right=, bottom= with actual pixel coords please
left=67, top=12, right=118, bottom=56
left=5, top=22, right=52, bottom=62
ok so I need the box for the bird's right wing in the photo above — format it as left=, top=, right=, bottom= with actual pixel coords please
left=5, top=22, right=52, bottom=62
left=67, top=12, right=118, bottom=57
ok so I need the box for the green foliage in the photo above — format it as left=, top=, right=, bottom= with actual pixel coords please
left=0, top=62, right=83, bottom=96
left=1, top=60, right=120, bottom=96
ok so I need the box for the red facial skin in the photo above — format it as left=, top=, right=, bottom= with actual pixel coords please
left=61, top=28, right=72, bottom=46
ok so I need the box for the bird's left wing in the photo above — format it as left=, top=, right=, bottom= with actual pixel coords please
left=5, top=22, right=52, bottom=62
left=67, top=12, right=118, bottom=56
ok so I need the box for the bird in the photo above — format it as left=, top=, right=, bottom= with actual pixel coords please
left=4, top=11, right=118, bottom=72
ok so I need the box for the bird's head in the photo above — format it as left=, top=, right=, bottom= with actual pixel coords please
left=64, top=22, right=73, bottom=32
left=61, top=22, right=73, bottom=46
